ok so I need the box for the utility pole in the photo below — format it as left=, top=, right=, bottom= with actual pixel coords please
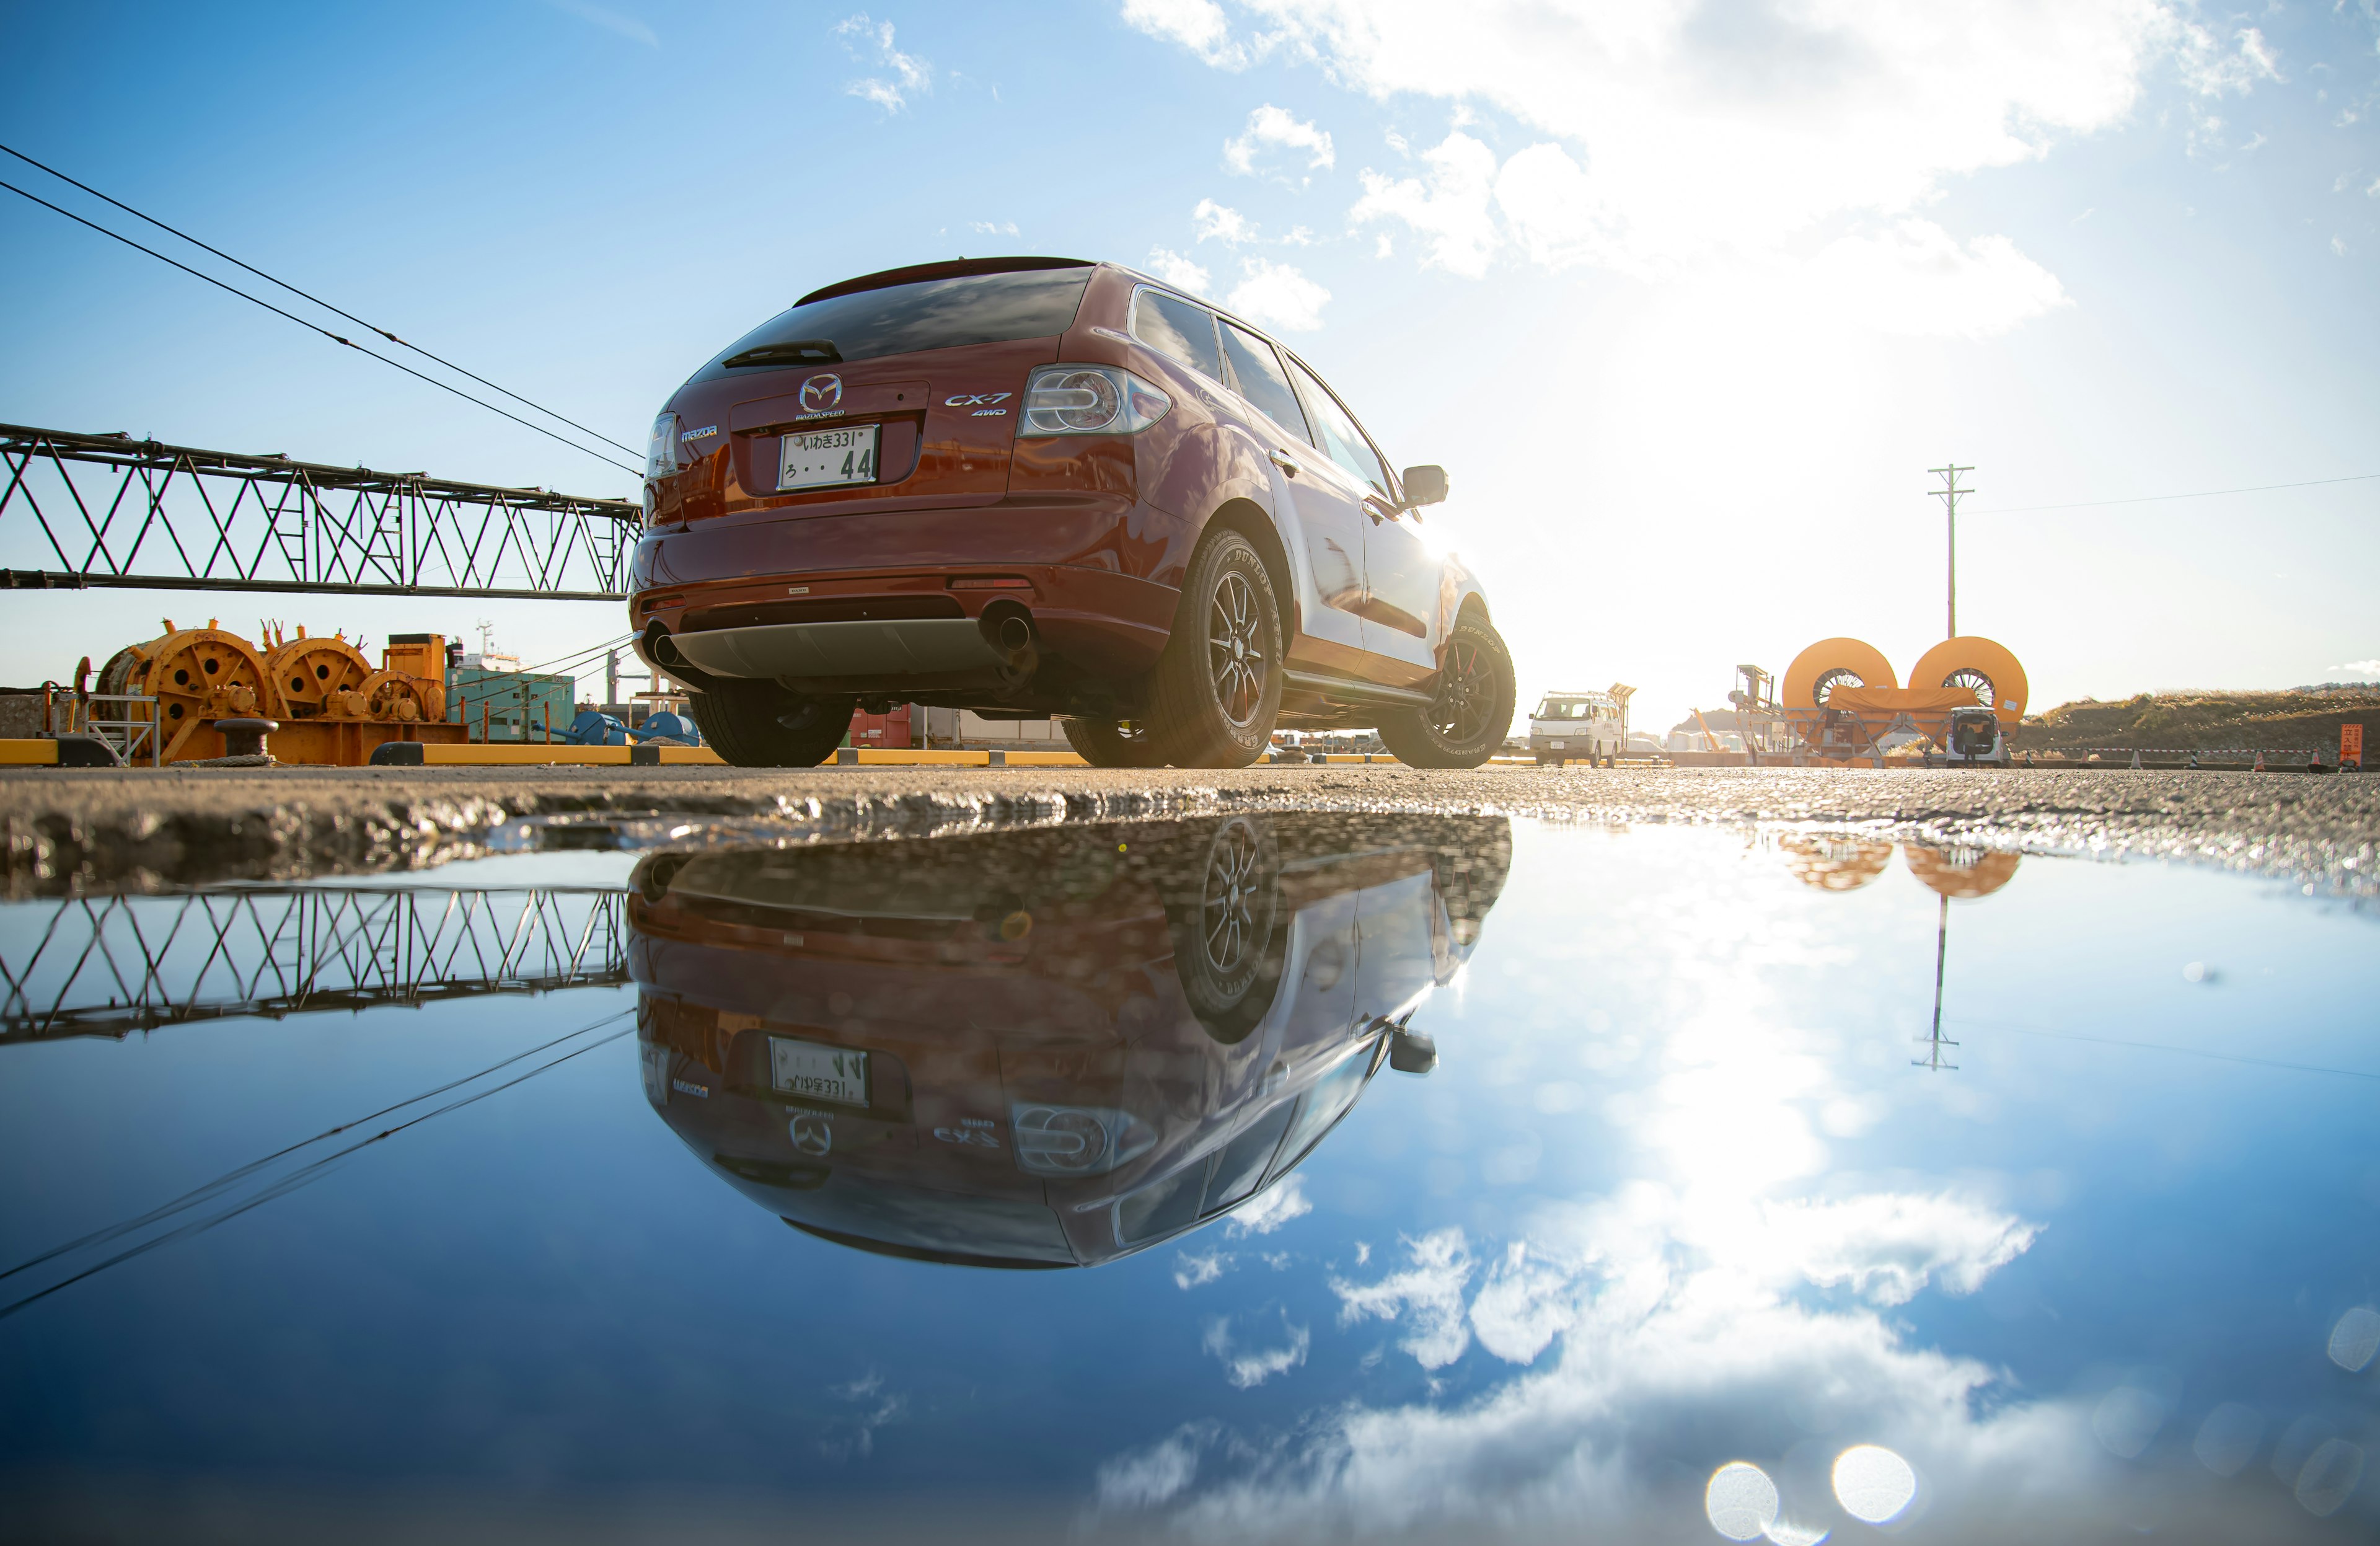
left=1927, top=464, right=1975, bottom=640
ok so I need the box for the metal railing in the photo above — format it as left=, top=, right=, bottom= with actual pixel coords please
left=1, top=883, right=631, bottom=1041
left=0, top=423, right=639, bottom=600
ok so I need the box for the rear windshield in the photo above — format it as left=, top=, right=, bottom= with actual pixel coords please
left=692, top=268, right=1092, bottom=381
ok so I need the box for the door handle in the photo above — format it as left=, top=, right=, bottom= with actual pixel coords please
left=1268, top=448, right=1301, bottom=477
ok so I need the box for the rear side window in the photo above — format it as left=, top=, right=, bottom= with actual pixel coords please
left=1284, top=356, right=1391, bottom=497
left=1132, top=290, right=1222, bottom=379
left=1219, top=324, right=1309, bottom=441
left=693, top=268, right=1093, bottom=381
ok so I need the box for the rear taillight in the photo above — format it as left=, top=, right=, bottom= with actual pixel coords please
left=1020, top=366, right=1171, bottom=436
left=646, top=411, right=682, bottom=479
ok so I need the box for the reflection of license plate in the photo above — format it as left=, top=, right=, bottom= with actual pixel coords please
left=769, top=1036, right=869, bottom=1106
left=779, top=425, right=879, bottom=491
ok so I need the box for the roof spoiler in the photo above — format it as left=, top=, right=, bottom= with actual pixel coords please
left=796, top=255, right=1094, bottom=307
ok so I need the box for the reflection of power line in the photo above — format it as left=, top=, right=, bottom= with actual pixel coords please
left=1949, top=1017, right=2380, bottom=1083
left=0, top=1006, right=632, bottom=1322
left=1, top=885, right=630, bottom=1041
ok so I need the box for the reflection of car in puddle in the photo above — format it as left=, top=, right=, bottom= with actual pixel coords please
left=628, top=815, right=1510, bottom=1268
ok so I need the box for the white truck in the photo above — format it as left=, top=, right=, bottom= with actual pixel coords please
left=1529, top=689, right=1623, bottom=766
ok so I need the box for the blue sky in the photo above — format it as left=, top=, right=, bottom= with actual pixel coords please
left=1, top=1, right=2375, bottom=723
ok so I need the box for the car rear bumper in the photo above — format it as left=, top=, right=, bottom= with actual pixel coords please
left=671, top=617, right=1008, bottom=681
left=629, top=498, right=1189, bottom=697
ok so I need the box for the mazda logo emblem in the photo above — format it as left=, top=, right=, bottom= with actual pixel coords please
left=799, top=374, right=844, bottom=413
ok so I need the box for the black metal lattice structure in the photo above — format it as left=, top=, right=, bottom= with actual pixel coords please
left=0, top=423, right=639, bottom=600
left=1, top=883, right=632, bottom=1041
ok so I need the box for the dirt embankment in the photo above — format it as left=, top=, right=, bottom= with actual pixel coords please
left=2020, top=690, right=2378, bottom=754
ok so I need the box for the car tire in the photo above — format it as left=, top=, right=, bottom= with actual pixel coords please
left=1144, top=528, right=1283, bottom=769
left=685, top=679, right=855, bottom=767
left=1061, top=717, right=1163, bottom=768
left=1379, top=615, right=1517, bottom=770
left=1160, top=815, right=1287, bottom=1045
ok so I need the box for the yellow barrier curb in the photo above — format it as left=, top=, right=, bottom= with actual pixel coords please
left=0, top=740, right=61, bottom=766
left=846, top=748, right=1090, bottom=767
left=392, top=744, right=727, bottom=767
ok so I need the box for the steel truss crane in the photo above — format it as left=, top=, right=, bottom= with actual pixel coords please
left=0, top=423, right=638, bottom=601
left=1, top=883, right=630, bottom=1041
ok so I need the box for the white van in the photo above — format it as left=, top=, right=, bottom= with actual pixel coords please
left=1529, top=691, right=1621, bottom=766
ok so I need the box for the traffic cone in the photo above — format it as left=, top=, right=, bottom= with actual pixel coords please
left=2130, top=749, right=2141, bottom=769
left=2254, top=749, right=2265, bottom=771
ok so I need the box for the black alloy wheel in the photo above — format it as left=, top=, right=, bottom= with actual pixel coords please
left=1060, top=717, right=1163, bottom=768
left=1143, top=529, right=1283, bottom=768
left=1379, top=615, right=1518, bottom=769
left=685, top=678, right=855, bottom=767
left=1161, top=816, right=1287, bottom=1044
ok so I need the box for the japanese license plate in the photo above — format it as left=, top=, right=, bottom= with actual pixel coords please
left=779, top=424, right=879, bottom=491
left=768, top=1035, right=869, bottom=1106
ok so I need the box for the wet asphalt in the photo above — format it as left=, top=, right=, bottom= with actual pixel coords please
left=2, top=762, right=2373, bottom=898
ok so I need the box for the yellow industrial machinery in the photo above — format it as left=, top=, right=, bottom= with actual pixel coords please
left=96, top=621, right=462, bottom=764
left=1780, top=636, right=2026, bottom=762
left=95, top=620, right=275, bottom=763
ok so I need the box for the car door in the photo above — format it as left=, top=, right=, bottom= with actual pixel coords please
left=1212, top=318, right=1368, bottom=659
left=1281, top=355, right=1438, bottom=671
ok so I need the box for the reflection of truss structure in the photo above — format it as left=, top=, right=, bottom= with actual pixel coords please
left=1, top=885, right=629, bottom=1041
left=1, top=424, right=638, bottom=600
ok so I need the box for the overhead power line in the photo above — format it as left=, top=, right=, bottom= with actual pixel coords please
left=0, top=175, right=640, bottom=479
left=1975, top=470, right=2379, bottom=515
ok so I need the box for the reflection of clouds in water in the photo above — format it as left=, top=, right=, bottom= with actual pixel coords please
left=1224, top=1175, right=1311, bottom=1237
left=1121, top=1178, right=2066, bottom=1538
left=1103, top=891, right=2086, bottom=1537
left=1203, top=1310, right=1310, bottom=1389
left=1331, top=1229, right=1474, bottom=1369
left=1174, top=1249, right=1233, bottom=1290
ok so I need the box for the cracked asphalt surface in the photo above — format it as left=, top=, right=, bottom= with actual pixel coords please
left=4, top=762, right=2374, bottom=898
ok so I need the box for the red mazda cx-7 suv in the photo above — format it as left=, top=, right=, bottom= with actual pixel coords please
left=630, top=257, right=1516, bottom=768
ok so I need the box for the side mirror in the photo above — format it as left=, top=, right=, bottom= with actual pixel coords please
left=1400, top=465, right=1448, bottom=507
left=1388, top=1029, right=1437, bottom=1075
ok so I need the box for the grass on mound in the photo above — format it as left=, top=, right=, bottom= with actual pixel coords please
left=2020, top=688, right=2380, bottom=753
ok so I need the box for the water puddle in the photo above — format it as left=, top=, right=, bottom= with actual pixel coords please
left=2, top=815, right=2374, bottom=1542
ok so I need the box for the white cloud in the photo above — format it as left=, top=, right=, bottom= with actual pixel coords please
left=1806, top=219, right=2073, bottom=338
left=1349, top=131, right=1499, bottom=278
left=1225, top=104, right=1336, bottom=180
left=1193, top=197, right=1259, bottom=245
left=1145, top=245, right=1214, bottom=293
left=1121, top=0, right=1263, bottom=69
left=1468, top=1242, right=1577, bottom=1364
left=1751, top=1193, right=2042, bottom=1305
left=1225, top=1173, right=1312, bottom=1235
left=2325, top=659, right=2380, bottom=676
left=2172, top=22, right=2284, bottom=97
left=835, top=12, right=932, bottom=112
left=2368, top=176, right=2380, bottom=197
left=1097, top=1423, right=1217, bottom=1508
left=1127, top=1, right=2290, bottom=335
left=968, top=220, right=1019, bottom=236
left=1204, top=1310, right=1311, bottom=1387
left=1332, top=1227, right=1474, bottom=1368
left=1175, top=1248, right=1234, bottom=1289
left=1225, top=257, right=1331, bottom=332
left=544, top=0, right=657, bottom=47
